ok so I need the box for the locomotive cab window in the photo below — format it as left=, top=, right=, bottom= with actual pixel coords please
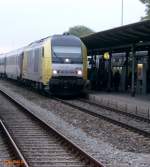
left=51, top=35, right=83, bottom=64
left=52, top=46, right=82, bottom=64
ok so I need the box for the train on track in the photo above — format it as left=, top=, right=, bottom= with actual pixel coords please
left=0, top=34, right=89, bottom=95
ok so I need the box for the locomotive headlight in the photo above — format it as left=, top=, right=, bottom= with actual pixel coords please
left=53, top=70, right=58, bottom=75
left=77, top=70, right=82, bottom=75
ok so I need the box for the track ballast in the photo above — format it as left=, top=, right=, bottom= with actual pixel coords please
left=0, top=87, right=104, bottom=167
left=55, top=98, right=150, bottom=137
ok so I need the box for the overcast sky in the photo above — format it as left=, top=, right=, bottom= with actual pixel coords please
left=0, top=0, right=145, bottom=53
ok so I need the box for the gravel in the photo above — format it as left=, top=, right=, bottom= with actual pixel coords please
left=63, top=99, right=150, bottom=134
left=0, top=79, right=150, bottom=167
left=0, top=95, right=90, bottom=167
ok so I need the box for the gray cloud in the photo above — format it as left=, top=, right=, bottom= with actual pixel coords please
left=0, top=0, right=145, bottom=53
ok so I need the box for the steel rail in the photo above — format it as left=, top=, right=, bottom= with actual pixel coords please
left=0, top=87, right=105, bottom=167
left=80, top=98, right=150, bottom=123
left=55, top=98, right=150, bottom=137
left=0, top=119, right=30, bottom=167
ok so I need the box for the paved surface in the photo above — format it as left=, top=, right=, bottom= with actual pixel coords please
left=89, top=92, right=150, bottom=119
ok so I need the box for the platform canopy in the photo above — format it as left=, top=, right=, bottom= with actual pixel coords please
left=81, top=20, right=150, bottom=53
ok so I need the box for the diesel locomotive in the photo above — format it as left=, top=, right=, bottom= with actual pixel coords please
left=0, top=34, right=89, bottom=95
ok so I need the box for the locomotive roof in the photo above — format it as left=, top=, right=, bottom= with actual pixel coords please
left=2, top=34, right=83, bottom=55
left=51, top=34, right=82, bottom=46
left=27, top=34, right=82, bottom=49
left=27, top=36, right=50, bottom=48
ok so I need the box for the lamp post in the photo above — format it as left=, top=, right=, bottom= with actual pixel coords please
left=121, top=0, right=124, bottom=25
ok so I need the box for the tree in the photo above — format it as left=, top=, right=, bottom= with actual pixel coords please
left=140, top=0, right=150, bottom=20
left=68, top=25, right=94, bottom=37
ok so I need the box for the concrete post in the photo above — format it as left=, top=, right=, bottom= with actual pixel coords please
left=91, top=53, right=94, bottom=69
left=147, top=50, right=150, bottom=93
left=142, top=61, right=147, bottom=94
left=125, top=51, right=129, bottom=91
left=107, top=52, right=112, bottom=92
left=131, top=45, right=136, bottom=96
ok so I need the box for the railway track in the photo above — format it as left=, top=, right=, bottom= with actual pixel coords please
left=0, top=87, right=105, bottom=167
left=55, top=98, right=150, bottom=137
left=82, top=98, right=150, bottom=123
left=0, top=120, right=29, bottom=167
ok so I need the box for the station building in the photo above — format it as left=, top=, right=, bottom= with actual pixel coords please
left=81, top=20, right=150, bottom=96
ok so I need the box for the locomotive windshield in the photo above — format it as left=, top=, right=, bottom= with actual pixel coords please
left=51, top=35, right=83, bottom=64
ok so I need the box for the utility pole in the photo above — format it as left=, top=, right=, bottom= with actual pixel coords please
left=121, top=0, right=124, bottom=25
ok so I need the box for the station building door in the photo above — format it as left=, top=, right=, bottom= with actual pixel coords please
left=136, top=51, right=148, bottom=95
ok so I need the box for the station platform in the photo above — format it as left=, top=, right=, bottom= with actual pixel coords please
left=88, top=92, right=150, bottom=119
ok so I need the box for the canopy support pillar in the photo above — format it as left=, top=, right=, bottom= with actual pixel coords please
left=131, top=45, right=136, bottom=96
